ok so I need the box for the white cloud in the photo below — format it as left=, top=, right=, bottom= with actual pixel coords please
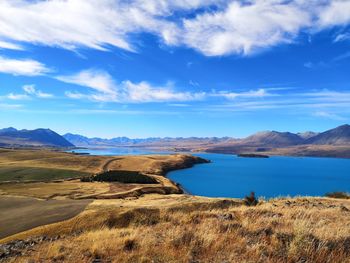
left=0, top=103, right=23, bottom=109
left=122, top=80, right=206, bottom=102
left=312, top=111, right=346, bottom=121
left=173, top=1, right=312, bottom=56
left=57, top=69, right=117, bottom=95
left=7, top=93, right=29, bottom=100
left=1, top=1, right=350, bottom=56
left=0, top=56, right=49, bottom=76
left=334, top=32, right=350, bottom=42
left=0, top=41, right=23, bottom=50
left=318, top=0, right=350, bottom=28
left=5, top=85, right=53, bottom=100
left=60, top=69, right=206, bottom=103
left=22, top=85, right=53, bottom=98
left=22, top=85, right=36, bottom=94
left=0, top=0, right=177, bottom=52
left=65, top=91, right=88, bottom=100
left=213, top=89, right=274, bottom=99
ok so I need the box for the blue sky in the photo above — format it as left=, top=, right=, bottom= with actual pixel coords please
left=0, top=0, right=350, bottom=138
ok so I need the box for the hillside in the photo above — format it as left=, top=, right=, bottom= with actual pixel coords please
left=0, top=128, right=74, bottom=148
left=306, top=124, right=350, bottom=145
left=297, top=131, right=319, bottom=139
left=1, top=194, right=350, bottom=263
left=239, top=131, right=304, bottom=147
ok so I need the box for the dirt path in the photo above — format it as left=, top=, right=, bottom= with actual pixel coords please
left=101, top=158, right=121, bottom=172
left=0, top=196, right=91, bottom=239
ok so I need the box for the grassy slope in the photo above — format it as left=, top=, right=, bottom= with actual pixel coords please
left=0, top=148, right=109, bottom=176
left=3, top=194, right=350, bottom=263
left=0, top=166, right=89, bottom=182
left=0, top=180, right=111, bottom=200
left=0, top=196, right=91, bottom=239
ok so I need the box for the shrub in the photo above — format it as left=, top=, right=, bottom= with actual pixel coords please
left=244, top=192, right=258, bottom=206
left=124, top=239, right=137, bottom=251
left=325, top=192, right=350, bottom=199
left=80, top=176, right=93, bottom=182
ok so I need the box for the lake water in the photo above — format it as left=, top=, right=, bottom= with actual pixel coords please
left=71, top=148, right=350, bottom=198
left=169, top=153, right=350, bottom=198
left=69, top=147, right=171, bottom=156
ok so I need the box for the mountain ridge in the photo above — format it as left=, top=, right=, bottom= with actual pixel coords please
left=0, top=127, right=74, bottom=148
left=1, top=124, right=350, bottom=149
left=62, top=124, right=350, bottom=148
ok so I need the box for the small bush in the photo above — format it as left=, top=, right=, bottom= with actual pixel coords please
left=80, top=176, right=93, bottom=182
left=325, top=192, right=350, bottom=199
left=124, top=239, right=137, bottom=251
left=244, top=192, right=258, bottom=206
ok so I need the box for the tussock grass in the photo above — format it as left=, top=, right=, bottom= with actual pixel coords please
left=325, top=191, right=350, bottom=199
left=5, top=195, right=350, bottom=263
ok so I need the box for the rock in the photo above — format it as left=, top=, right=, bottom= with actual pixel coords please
left=0, top=235, right=61, bottom=260
left=340, top=206, right=349, bottom=212
left=217, top=213, right=234, bottom=221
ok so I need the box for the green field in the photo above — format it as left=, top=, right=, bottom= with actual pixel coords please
left=0, top=166, right=90, bottom=182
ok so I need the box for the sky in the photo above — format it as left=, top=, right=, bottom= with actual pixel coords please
left=0, top=0, right=350, bottom=138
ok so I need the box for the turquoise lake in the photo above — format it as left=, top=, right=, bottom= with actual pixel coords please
left=71, top=148, right=350, bottom=198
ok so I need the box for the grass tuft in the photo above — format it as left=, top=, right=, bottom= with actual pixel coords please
left=325, top=191, right=350, bottom=199
left=244, top=192, right=259, bottom=206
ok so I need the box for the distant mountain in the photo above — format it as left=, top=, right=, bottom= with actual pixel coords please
left=305, top=124, right=350, bottom=145
left=63, top=133, right=160, bottom=147
left=297, top=131, right=319, bottom=140
left=63, top=133, right=231, bottom=147
left=0, top=128, right=74, bottom=147
left=240, top=131, right=304, bottom=147
left=62, top=125, right=350, bottom=149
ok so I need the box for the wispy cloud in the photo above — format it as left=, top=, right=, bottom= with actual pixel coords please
left=0, top=1, right=350, bottom=56
left=57, top=69, right=117, bottom=95
left=0, top=56, right=49, bottom=76
left=199, top=89, right=350, bottom=114
left=334, top=32, right=350, bottom=43
left=6, top=93, right=29, bottom=100
left=312, top=111, right=346, bottom=121
left=5, top=85, right=53, bottom=100
left=60, top=69, right=206, bottom=103
left=22, top=85, right=53, bottom=98
left=0, top=41, right=23, bottom=50
left=0, top=103, right=23, bottom=109
left=122, top=81, right=205, bottom=103
left=212, top=89, right=275, bottom=100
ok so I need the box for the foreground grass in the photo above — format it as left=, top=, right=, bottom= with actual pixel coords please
left=4, top=194, right=350, bottom=263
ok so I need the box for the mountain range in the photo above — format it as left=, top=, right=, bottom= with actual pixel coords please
left=63, top=124, right=350, bottom=148
left=0, top=127, right=73, bottom=148
left=1, top=124, right=350, bottom=149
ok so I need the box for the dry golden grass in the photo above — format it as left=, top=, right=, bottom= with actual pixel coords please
left=3, top=194, right=350, bottom=263
left=0, top=149, right=109, bottom=174
left=0, top=150, right=204, bottom=200
left=0, top=195, right=90, bottom=239
left=0, top=150, right=206, bottom=241
left=0, top=180, right=110, bottom=199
